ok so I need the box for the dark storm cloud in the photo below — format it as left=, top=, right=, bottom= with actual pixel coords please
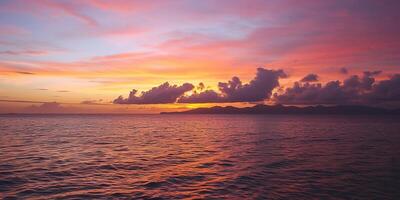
left=112, top=68, right=398, bottom=106
left=367, top=74, right=400, bottom=102
left=274, top=71, right=399, bottom=105
left=300, top=73, right=319, bottom=82
left=178, top=89, right=222, bottom=103
left=178, top=68, right=287, bottom=103
left=113, top=82, right=194, bottom=104
left=113, top=68, right=286, bottom=104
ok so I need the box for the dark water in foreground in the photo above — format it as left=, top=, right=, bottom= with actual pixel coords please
left=0, top=114, right=399, bottom=199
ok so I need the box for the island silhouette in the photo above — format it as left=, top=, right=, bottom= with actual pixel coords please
left=161, top=104, right=400, bottom=115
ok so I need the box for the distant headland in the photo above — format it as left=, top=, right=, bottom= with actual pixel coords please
left=161, top=104, right=400, bottom=115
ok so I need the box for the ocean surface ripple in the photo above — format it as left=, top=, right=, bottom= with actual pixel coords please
left=0, top=114, right=399, bottom=199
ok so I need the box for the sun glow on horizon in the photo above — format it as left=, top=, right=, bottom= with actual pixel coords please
left=0, top=0, right=399, bottom=113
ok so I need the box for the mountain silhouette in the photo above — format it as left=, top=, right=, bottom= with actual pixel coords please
left=161, top=104, right=400, bottom=115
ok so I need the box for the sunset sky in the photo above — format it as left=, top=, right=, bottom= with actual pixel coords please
left=0, top=0, right=399, bottom=113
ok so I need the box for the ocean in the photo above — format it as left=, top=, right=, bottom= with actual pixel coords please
left=0, top=114, right=399, bottom=199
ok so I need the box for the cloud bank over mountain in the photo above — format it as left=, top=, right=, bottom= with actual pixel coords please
left=178, top=68, right=286, bottom=103
left=113, top=82, right=194, bottom=104
left=114, top=68, right=400, bottom=106
left=274, top=71, right=400, bottom=105
left=114, top=68, right=286, bottom=104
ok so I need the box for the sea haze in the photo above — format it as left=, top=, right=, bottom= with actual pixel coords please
left=0, top=114, right=399, bottom=199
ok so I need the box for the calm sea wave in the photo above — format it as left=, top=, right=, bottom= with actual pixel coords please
left=0, top=114, right=399, bottom=199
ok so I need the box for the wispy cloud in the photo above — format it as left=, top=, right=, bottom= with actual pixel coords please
left=14, top=71, right=35, bottom=75
left=81, top=99, right=106, bottom=105
left=0, top=50, right=48, bottom=56
left=0, top=99, right=48, bottom=104
left=38, top=0, right=98, bottom=26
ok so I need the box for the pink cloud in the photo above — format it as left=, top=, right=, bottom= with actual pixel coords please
left=0, top=50, right=48, bottom=56
left=86, top=0, right=158, bottom=14
left=0, top=0, right=97, bottom=26
left=0, top=25, right=29, bottom=36
left=0, top=0, right=399, bottom=86
left=39, top=0, right=98, bottom=26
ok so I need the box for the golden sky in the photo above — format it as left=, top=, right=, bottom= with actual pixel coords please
left=0, top=0, right=399, bottom=113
